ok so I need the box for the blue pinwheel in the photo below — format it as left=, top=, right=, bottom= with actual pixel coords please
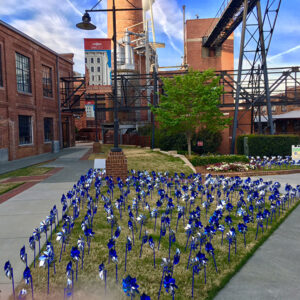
left=29, top=236, right=36, bottom=268
left=123, top=275, right=140, bottom=299
left=70, top=246, right=80, bottom=281
left=109, top=249, right=118, bottom=283
left=140, top=231, right=148, bottom=258
left=163, top=274, right=177, bottom=300
left=226, top=228, right=236, bottom=262
left=84, top=228, right=95, bottom=254
left=33, top=228, right=41, bottom=255
left=168, top=229, right=176, bottom=259
left=140, top=293, right=151, bottom=300
left=18, top=289, right=27, bottom=300
left=218, top=224, right=225, bottom=245
left=39, top=242, right=55, bottom=294
left=148, top=236, right=156, bottom=268
left=150, top=209, right=159, bottom=232
left=4, top=261, right=15, bottom=299
left=158, top=258, right=172, bottom=300
left=137, top=214, right=146, bottom=240
left=172, top=248, right=180, bottom=275
left=125, top=237, right=132, bottom=272
left=20, top=246, right=27, bottom=267
left=255, top=211, right=264, bottom=240
left=158, top=222, right=167, bottom=251
left=205, top=242, right=218, bottom=273
left=263, top=209, right=271, bottom=230
left=238, top=223, right=248, bottom=247
left=77, top=236, right=85, bottom=270
left=128, top=220, right=135, bottom=245
left=57, top=226, right=69, bottom=262
left=23, top=266, right=33, bottom=300
left=99, top=263, right=107, bottom=294
left=64, top=261, right=73, bottom=299
left=113, top=226, right=121, bottom=240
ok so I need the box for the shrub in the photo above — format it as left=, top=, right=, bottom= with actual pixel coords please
left=155, top=130, right=187, bottom=151
left=192, top=129, right=222, bottom=154
left=190, top=155, right=249, bottom=166
left=237, top=134, right=300, bottom=156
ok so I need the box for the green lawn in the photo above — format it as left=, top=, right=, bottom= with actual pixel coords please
left=15, top=148, right=299, bottom=299
left=0, top=182, right=25, bottom=195
left=0, top=164, right=52, bottom=180
left=90, top=145, right=193, bottom=175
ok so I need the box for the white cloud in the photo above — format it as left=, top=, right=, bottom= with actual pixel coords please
left=0, top=0, right=108, bottom=74
left=152, top=0, right=183, bottom=56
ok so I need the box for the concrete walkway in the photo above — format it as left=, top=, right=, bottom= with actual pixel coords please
left=215, top=174, right=300, bottom=300
left=0, top=144, right=93, bottom=299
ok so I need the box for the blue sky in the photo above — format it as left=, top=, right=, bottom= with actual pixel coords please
left=1, top=0, right=299, bottom=74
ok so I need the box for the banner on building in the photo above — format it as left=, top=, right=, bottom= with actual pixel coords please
left=84, top=38, right=112, bottom=86
left=85, top=100, right=95, bottom=118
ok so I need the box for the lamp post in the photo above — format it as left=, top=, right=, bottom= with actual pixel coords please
left=76, top=1, right=142, bottom=152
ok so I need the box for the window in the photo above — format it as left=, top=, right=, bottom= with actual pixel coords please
left=98, top=75, right=101, bottom=81
left=92, top=75, right=94, bottom=81
left=19, top=115, right=32, bottom=145
left=16, top=53, right=31, bottom=93
left=42, top=65, right=53, bottom=97
left=91, top=57, right=94, bottom=63
left=97, top=57, right=100, bottom=63
left=0, top=45, right=2, bottom=87
left=85, top=58, right=87, bottom=64
left=91, top=66, right=94, bottom=72
left=97, top=66, right=100, bottom=72
left=44, top=118, right=53, bottom=142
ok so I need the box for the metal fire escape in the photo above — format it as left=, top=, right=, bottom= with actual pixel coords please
left=203, top=0, right=282, bottom=153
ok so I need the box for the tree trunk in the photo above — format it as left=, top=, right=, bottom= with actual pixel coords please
left=186, top=132, right=192, bottom=157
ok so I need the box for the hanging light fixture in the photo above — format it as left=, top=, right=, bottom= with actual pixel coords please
left=76, top=12, right=96, bottom=30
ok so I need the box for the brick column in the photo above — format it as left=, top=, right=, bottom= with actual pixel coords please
left=105, top=150, right=128, bottom=182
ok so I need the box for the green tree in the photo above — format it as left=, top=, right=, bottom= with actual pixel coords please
left=152, top=69, right=231, bottom=156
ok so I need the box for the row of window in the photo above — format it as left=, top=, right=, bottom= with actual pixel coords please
left=90, top=66, right=101, bottom=73
left=0, top=49, right=53, bottom=97
left=85, top=57, right=101, bottom=64
left=19, top=115, right=53, bottom=145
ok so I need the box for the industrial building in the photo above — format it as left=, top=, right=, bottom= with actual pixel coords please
left=0, top=20, right=75, bottom=161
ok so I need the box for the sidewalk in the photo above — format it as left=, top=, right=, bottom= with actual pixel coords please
left=0, top=144, right=93, bottom=299
left=215, top=174, right=300, bottom=300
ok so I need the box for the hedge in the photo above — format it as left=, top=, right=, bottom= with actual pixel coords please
left=237, top=134, right=300, bottom=157
left=190, top=155, right=249, bottom=166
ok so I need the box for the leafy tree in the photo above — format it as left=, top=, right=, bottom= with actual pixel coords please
left=151, top=69, right=231, bottom=156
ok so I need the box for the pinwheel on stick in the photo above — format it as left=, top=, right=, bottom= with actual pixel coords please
left=4, top=261, right=15, bottom=300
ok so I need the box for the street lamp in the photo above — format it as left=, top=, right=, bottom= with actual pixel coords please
left=76, top=0, right=142, bottom=152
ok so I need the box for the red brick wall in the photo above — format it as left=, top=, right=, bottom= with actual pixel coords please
left=0, top=22, right=73, bottom=160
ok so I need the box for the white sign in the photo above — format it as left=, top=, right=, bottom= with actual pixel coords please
left=94, top=159, right=106, bottom=170
left=85, top=104, right=95, bottom=118
left=292, top=145, right=300, bottom=162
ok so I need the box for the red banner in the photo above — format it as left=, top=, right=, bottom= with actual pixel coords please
left=84, top=38, right=111, bottom=51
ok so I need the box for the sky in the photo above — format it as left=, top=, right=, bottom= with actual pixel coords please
left=0, top=0, right=299, bottom=74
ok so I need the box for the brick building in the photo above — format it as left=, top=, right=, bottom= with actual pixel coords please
left=184, top=17, right=252, bottom=154
left=0, top=20, right=75, bottom=161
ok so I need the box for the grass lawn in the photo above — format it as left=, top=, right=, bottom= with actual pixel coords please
left=14, top=149, right=299, bottom=300
left=0, top=182, right=25, bottom=195
left=89, top=145, right=193, bottom=175
left=0, top=164, right=52, bottom=180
